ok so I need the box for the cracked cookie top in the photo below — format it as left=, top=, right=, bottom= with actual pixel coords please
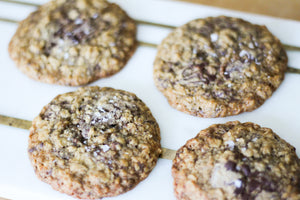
left=154, top=16, right=287, bottom=118
left=28, top=86, right=161, bottom=199
left=9, top=0, right=137, bottom=86
left=172, top=121, right=300, bottom=200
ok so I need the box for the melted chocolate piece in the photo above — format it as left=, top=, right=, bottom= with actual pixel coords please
left=225, top=160, right=237, bottom=171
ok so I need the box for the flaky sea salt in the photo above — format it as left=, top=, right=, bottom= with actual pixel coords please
left=239, top=50, right=248, bottom=57
left=234, top=179, right=242, bottom=188
left=192, top=48, right=197, bottom=54
left=101, top=144, right=110, bottom=152
left=64, top=53, right=69, bottom=60
left=58, top=39, right=64, bottom=45
left=210, top=33, right=218, bottom=42
left=85, top=146, right=91, bottom=152
left=225, top=140, right=235, bottom=150
left=74, top=18, right=83, bottom=25
left=92, top=14, right=98, bottom=19
left=248, top=42, right=254, bottom=49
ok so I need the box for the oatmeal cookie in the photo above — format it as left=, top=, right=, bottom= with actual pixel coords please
left=172, top=121, right=300, bottom=200
left=28, top=86, right=161, bottom=199
left=154, top=16, right=287, bottom=117
left=9, top=0, right=137, bottom=86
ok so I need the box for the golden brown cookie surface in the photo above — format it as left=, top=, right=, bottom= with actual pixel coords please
left=28, top=86, right=161, bottom=199
left=9, top=0, right=137, bottom=86
left=172, top=121, right=300, bottom=200
left=154, top=16, right=287, bottom=118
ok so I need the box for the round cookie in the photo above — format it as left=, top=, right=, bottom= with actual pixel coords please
left=9, top=0, right=137, bottom=86
left=154, top=16, right=287, bottom=118
left=28, top=86, right=161, bottom=199
left=172, top=121, right=300, bottom=200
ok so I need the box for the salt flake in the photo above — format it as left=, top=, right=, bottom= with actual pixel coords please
left=234, top=179, right=242, bottom=188
left=210, top=33, right=218, bottom=42
left=101, top=145, right=110, bottom=152
left=239, top=50, right=248, bottom=57
left=225, top=140, right=235, bottom=150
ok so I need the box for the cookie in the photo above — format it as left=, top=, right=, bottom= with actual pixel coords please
left=153, top=16, right=287, bottom=118
left=28, top=86, right=161, bottom=199
left=172, top=121, right=300, bottom=200
left=9, top=0, right=137, bottom=86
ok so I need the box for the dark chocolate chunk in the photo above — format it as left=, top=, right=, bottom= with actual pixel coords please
left=225, top=160, right=237, bottom=171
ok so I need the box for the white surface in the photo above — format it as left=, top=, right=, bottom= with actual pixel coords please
left=0, top=0, right=300, bottom=200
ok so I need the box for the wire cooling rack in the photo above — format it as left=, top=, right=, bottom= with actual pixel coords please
left=0, top=0, right=300, bottom=200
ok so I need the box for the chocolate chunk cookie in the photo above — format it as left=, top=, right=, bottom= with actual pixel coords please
left=9, top=0, right=137, bottom=86
left=172, top=121, right=300, bottom=200
left=28, top=86, right=161, bottom=199
left=154, top=16, right=287, bottom=118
